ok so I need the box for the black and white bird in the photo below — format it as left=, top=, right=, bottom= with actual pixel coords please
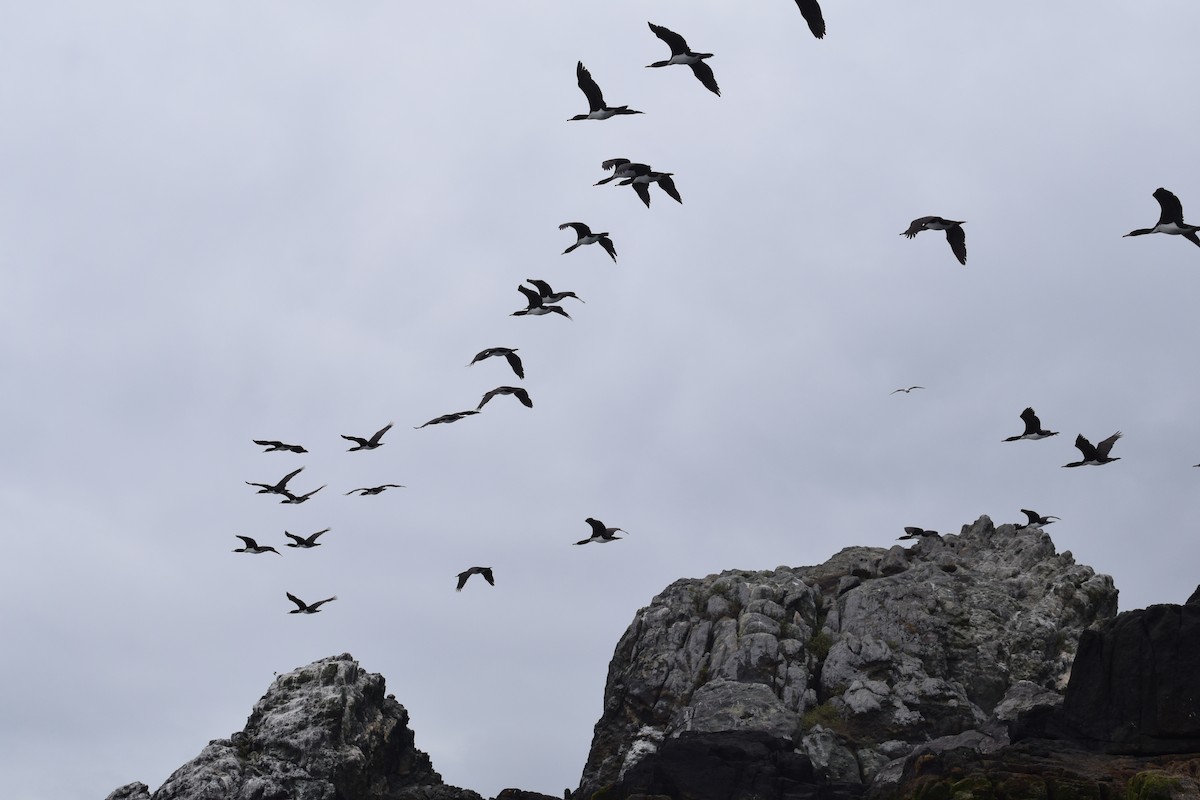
left=345, top=484, right=405, bottom=496
left=569, top=61, right=643, bottom=121
left=794, top=0, right=826, bottom=39
left=415, top=410, right=480, bottom=429
left=1063, top=432, right=1123, bottom=467
left=246, top=466, right=304, bottom=496
left=456, top=567, right=495, bottom=591
left=341, top=423, right=392, bottom=451
left=478, top=386, right=533, bottom=410
left=646, top=23, right=720, bottom=96
left=286, top=592, right=336, bottom=614
left=280, top=485, right=325, bottom=504
left=284, top=529, right=330, bottom=549
left=469, top=347, right=525, bottom=379
left=253, top=439, right=308, bottom=454
left=526, top=279, right=584, bottom=305
left=1003, top=407, right=1059, bottom=442
left=574, top=517, right=628, bottom=545
left=617, top=164, right=682, bottom=208
left=560, top=222, right=617, bottom=262
left=890, top=385, right=924, bottom=395
left=1124, top=188, right=1200, bottom=248
left=901, top=217, right=967, bottom=265
left=1018, top=509, right=1060, bottom=528
left=595, top=158, right=639, bottom=186
left=898, top=527, right=940, bottom=541
left=233, top=535, right=281, bottom=555
left=513, top=284, right=573, bottom=319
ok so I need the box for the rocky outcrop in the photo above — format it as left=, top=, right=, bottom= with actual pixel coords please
left=113, top=654, right=482, bottom=800
left=576, top=516, right=1118, bottom=799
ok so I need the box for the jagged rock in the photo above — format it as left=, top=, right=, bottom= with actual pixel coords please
left=105, top=783, right=151, bottom=800
left=112, top=654, right=481, bottom=800
left=576, top=517, right=1117, bottom=799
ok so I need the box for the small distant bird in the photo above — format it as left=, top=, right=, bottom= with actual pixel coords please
left=595, top=158, right=639, bottom=186
left=1063, top=432, right=1123, bottom=467
left=646, top=23, right=720, bottom=97
left=898, top=527, right=940, bottom=540
left=246, top=466, right=304, bottom=496
left=1124, top=188, right=1200, bottom=248
left=253, top=440, right=307, bottom=454
left=345, top=484, right=405, bottom=496
left=526, top=279, right=584, bottom=305
left=618, top=164, right=682, bottom=208
left=456, top=566, right=495, bottom=591
left=1018, top=509, right=1060, bottom=528
left=286, top=592, right=336, bottom=614
left=341, top=422, right=393, bottom=451
left=570, top=61, right=643, bottom=121
left=233, top=535, right=281, bottom=555
left=890, top=385, right=924, bottom=395
left=560, top=222, right=617, bottom=262
left=478, top=386, right=533, bottom=410
left=1003, top=407, right=1059, bottom=442
left=513, top=284, right=573, bottom=319
left=280, top=485, right=326, bottom=504
left=901, top=217, right=968, bottom=265
left=469, top=347, right=525, bottom=379
left=794, top=0, right=826, bottom=39
left=575, top=517, right=628, bottom=545
left=415, top=410, right=480, bottom=429
left=284, top=529, right=330, bottom=548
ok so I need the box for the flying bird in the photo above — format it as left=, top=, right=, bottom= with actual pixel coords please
left=646, top=23, right=720, bottom=97
left=456, top=566, right=495, bottom=591
left=284, top=529, right=330, bottom=549
left=901, top=217, right=967, bottom=265
left=1018, top=509, right=1060, bottom=528
left=415, top=410, right=480, bottom=429
left=595, top=158, right=639, bottom=186
left=617, top=164, right=682, bottom=208
left=513, top=284, right=572, bottom=319
left=286, top=592, right=337, bottom=614
left=526, top=279, right=584, bottom=305
left=1124, top=187, right=1200, bottom=248
left=898, top=527, right=940, bottom=540
left=279, top=485, right=326, bottom=504
left=1003, top=407, right=1059, bottom=441
left=345, top=484, right=405, bottom=496
left=570, top=61, right=643, bottom=121
left=246, top=466, right=304, bottom=496
left=341, top=422, right=393, bottom=451
left=794, top=0, right=826, bottom=39
left=560, top=222, right=617, bottom=262
left=232, top=535, right=281, bottom=555
left=575, top=517, right=628, bottom=545
left=890, top=385, right=924, bottom=395
left=252, top=440, right=307, bottom=454
left=469, top=347, right=525, bottom=379
left=478, top=386, right=533, bottom=410
left=1063, top=432, right=1123, bottom=467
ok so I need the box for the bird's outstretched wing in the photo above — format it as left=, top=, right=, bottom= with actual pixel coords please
left=576, top=62, right=605, bottom=111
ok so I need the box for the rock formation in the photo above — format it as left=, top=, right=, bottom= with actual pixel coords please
left=107, top=653, right=486, bottom=800
left=575, top=516, right=1119, bottom=799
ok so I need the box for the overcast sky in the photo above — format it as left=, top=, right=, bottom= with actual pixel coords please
left=4, top=3, right=1200, bottom=799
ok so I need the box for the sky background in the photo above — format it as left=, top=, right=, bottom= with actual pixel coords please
left=3, top=3, right=1200, bottom=799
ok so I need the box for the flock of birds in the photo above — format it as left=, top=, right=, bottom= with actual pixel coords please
left=230, top=1, right=1200, bottom=614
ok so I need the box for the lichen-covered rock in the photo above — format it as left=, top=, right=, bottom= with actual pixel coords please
left=105, top=783, right=151, bottom=800
left=114, top=654, right=481, bottom=800
left=576, top=517, right=1117, bottom=798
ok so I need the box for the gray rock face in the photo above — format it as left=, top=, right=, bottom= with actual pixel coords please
left=576, top=516, right=1117, bottom=798
left=121, top=654, right=481, bottom=800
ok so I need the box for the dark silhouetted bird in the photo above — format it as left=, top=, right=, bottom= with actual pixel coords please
left=513, top=284, right=573, bottom=319
left=253, top=439, right=307, bottom=453
left=478, top=386, right=533, bottom=410
left=617, top=164, right=682, bottom=208
left=284, top=529, right=330, bottom=548
left=898, top=527, right=940, bottom=540
left=560, top=222, right=617, bottom=262
left=233, top=535, right=281, bottom=555
left=286, top=592, right=336, bottom=614
left=890, top=385, right=924, bottom=395
left=456, top=567, right=495, bottom=591
left=469, top=347, right=525, bottom=379
left=1004, top=408, right=1059, bottom=441
left=575, top=517, right=627, bottom=545
left=246, top=467, right=304, bottom=496
left=345, top=484, right=405, bottom=496
left=1018, top=509, right=1060, bottom=528
left=280, top=485, right=325, bottom=504
left=1063, top=432, right=1122, bottom=467
left=341, top=423, right=392, bottom=451
left=646, top=23, right=720, bottom=96
left=570, top=61, right=643, bottom=121
left=902, top=217, right=967, bottom=265
left=526, top=279, right=584, bottom=305
left=415, top=410, right=480, bottom=429
left=1124, top=188, right=1200, bottom=248
left=595, top=158, right=638, bottom=185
